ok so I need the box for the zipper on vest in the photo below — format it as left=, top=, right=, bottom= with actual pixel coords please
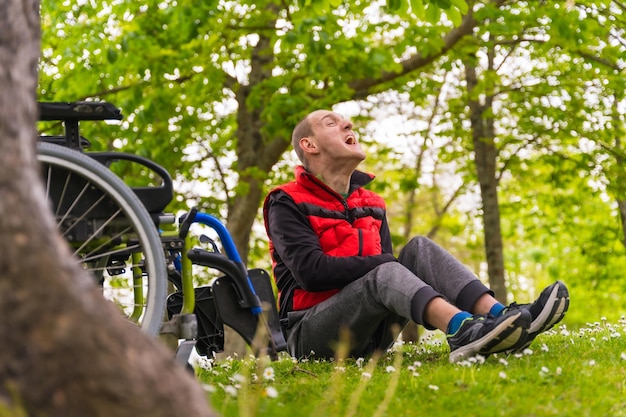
left=340, top=198, right=354, bottom=223
left=358, top=229, right=363, bottom=256
left=340, top=198, right=363, bottom=255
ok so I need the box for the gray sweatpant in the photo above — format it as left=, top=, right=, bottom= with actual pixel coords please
left=283, top=236, right=492, bottom=358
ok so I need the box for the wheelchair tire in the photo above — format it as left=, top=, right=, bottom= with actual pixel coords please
left=37, top=142, right=167, bottom=336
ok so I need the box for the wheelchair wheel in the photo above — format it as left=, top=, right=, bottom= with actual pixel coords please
left=37, top=142, right=167, bottom=336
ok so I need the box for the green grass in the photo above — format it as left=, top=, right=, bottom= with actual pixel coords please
left=196, top=317, right=626, bottom=417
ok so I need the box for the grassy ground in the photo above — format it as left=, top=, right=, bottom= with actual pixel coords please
left=196, top=317, right=626, bottom=417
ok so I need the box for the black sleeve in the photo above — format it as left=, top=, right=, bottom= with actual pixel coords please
left=265, top=191, right=397, bottom=292
left=380, top=215, right=393, bottom=254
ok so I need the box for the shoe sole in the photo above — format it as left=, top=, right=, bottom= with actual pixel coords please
left=512, top=282, right=570, bottom=351
left=528, top=281, right=570, bottom=335
left=449, top=312, right=529, bottom=363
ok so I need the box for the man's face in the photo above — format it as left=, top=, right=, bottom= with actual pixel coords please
left=307, top=110, right=366, bottom=163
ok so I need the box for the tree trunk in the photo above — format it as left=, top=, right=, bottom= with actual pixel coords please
left=463, top=58, right=508, bottom=303
left=612, top=111, right=626, bottom=249
left=0, top=2, right=216, bottom=415
left=618, top=199, right=626, bottom=249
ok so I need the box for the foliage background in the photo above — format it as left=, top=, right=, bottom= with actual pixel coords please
left=38, top=0, right=626, bottom=327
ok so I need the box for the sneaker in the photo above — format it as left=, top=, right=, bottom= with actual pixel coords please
left=503, top=280, right=570, bottom=351
left=448, top=309, right=531, bottom=363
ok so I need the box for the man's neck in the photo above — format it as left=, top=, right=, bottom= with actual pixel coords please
left=308, top=166, right=354, bottom=195
left=317, top=173, right=351, bottom=195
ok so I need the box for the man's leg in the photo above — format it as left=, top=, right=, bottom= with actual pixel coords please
left=284, top=260, right=530, bottom=362
left=285, top=262, right=433, bottom=358
left=399, top=236, right=569, bottom=352
left=398, top=236, right=496, bottom=312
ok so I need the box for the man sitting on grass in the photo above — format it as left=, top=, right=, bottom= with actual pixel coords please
left=263, top=109, right=570, bottom=362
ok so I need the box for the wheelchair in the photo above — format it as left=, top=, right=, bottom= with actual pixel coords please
left=37, top=101, right=287, bottom=363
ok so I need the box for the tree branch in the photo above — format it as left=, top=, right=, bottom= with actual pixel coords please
left=348, top=10, right=477, bottom=99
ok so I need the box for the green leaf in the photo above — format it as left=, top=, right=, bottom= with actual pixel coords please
left=410, top=0, right=425, bottom=18
left=425, top=3, right=441, bottom=23
left=446, top=5, right=462, bottom=27
left=107, top=48, right=118, bottom=63
left=433, top=0, right=451, bottom=9
left=450, top=0, right=469, bottom=14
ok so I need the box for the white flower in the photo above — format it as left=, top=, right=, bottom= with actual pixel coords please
left=541, top=344, right=549, bottom=352
left=523, top=348, right=534, bottom=356
left=201, top=384, right=217, bottom=393
left=428, top=385, right=439, bottom=391
left=264, top=386, right=279, bottom=398
left=621, top=352, right=626, bottom=361
left=224, top=385, right=238, bottom=397
left=231, top=373, right=246, bottom=383
left=361, top=372, right=372, bottom=379
left=385, top=365, right=396, bottom=373
left=499, top=371, right=507, bottom=379
left=196, top=357, right=214, bottom=370
left=588, top=360, right=596, bottom=366
left=335, top=366, right=346, bottom=373
left=263, top=367, right=275, bottom=381
left=556, top=367, right=562, bottom=375
left=498, top=358, right=509, bottom=366
left=356, top=357, right=365, bottom=368
left=468, top=355, right=485, bottom=364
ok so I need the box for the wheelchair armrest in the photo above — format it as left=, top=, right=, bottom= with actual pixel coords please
left=88, top=152, right=173, bottom=214
left=187, top=248, right=262, bottom=311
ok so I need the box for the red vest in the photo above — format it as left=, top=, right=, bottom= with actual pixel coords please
left=268, top=167, right=386, bottom=310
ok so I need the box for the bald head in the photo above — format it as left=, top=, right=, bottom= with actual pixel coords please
left=291, top=110, right=329, bottom=165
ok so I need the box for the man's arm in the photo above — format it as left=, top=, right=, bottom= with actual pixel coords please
left=380, top=215, right=393, bottom=254
left=265, top=191, right=397, bottom=292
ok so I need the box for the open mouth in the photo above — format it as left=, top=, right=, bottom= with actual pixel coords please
left=344, top=135, right=356, bottom=145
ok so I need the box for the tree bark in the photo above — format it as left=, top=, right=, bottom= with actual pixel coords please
left=0, top=2, right=217, bottom=415
left=463, top=58, right=508, bottom=302
left=618, top=199, right=626, bottom=249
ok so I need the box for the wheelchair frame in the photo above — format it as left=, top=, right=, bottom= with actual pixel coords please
left=37, top=101, right=287, bottom=364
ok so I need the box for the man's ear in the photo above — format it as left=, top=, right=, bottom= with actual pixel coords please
left=300, top=137, right=319, bottom=155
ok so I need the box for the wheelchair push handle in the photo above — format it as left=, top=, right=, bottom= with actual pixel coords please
left=38, top=101, right=123, bottom=122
